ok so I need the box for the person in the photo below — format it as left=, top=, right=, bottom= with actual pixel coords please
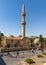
left=32, top=49, right=34, bottom=53
left=16, top=51, right=19, bottom=57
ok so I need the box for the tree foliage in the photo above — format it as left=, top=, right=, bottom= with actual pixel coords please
left=39, top=34, right=44, bottom=52
left=44, top=38, right=46, bottom=44
left=39, top=34, right=44, bottom=43
left=30, top=38, right=35, bottom=43
left=0, top=32, right=4, bottom=37
left=0, top=32, right=4, bottom=47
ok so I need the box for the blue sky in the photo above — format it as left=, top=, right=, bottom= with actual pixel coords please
left=0, top=0, right=46, bottom=37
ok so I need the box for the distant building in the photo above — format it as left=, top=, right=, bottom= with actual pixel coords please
left=34, top=38, right=42, bottom=48
left=34, top=38, right=39, bottom=44
left=1, top=4, right=31, bottom=48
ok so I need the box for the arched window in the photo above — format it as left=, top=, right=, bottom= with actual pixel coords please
left=27, top=42, right=29, bottom=44
left=15, top=44, right=16, bottom=47
left=7, top=44, right=10, bottom=48
left=11, top=40, right=13, bottom=43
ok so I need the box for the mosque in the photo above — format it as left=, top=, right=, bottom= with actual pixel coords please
left=1, top=4, right=31, bottom=48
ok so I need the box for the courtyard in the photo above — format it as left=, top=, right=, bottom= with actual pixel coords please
left=0, top=49, right=46, bottom=65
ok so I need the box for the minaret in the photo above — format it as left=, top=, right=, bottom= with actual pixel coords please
left=22, top=4, right=26, bottom=38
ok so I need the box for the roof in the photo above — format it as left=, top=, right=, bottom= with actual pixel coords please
left=1, top=36, right=30, bottom=40
left=1, top=36, right=22, bottom=40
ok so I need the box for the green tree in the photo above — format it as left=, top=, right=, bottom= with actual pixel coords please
left=44, top=38, right=46, bottom=44
left=0, top=32, right=4, bottom=47
left=39, top=34, right=44, bottom=52
left=30, top=38, right=35, bottom=43
left=0, top=32, right=4, bottom=37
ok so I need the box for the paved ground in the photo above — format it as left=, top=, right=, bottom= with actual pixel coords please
left=0, top=49, right=46, bottom=65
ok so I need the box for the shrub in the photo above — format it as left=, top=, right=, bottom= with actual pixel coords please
left=37, top=54, right=43, bottom=58
left=25, top=58, right=35, bottom=64
left=43, top=52, right=46, bottom=55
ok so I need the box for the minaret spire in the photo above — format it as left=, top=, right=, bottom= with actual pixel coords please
left=22, top=4, right=26, bottom=16
left=22, top=4, right=26, bottom=38
left=22, top=4, right=25, bottom=14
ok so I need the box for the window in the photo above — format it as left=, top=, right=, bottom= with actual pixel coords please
left=15, top=44, right=16, bottom=47
left=11, top=40, right=13, bottom=43
left=7, top=44, right=10, bottom=48
left=27, top=42, right=29, bottom=44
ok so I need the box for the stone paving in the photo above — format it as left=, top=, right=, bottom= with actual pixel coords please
left=0, top=49, right=46, bottom=65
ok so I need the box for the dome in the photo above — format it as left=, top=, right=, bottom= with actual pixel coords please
left=34, top=38, right=39, bottom=44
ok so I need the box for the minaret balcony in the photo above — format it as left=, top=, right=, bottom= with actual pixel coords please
left=22, top=22, right=26, bottom=25
left=22, top=13, right=26, bottom=16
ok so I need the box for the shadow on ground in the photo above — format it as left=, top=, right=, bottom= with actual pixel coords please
left=0, top=56, right=6, bottom=65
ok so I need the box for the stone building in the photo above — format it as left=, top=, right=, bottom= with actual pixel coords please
left=1, top=4, right=31, bottom=48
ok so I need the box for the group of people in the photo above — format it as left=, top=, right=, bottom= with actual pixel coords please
left=7, top=48, right=45, bottom=58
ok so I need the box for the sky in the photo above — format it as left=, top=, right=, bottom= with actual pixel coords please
left=0, top=0, right=46, bottom=37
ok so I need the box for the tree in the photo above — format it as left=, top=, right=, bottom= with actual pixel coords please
left=0, top=32, right=4, bottom=47
left=0, top=32, right=4, bottom=37
left=30, top=38, right=35, bottom=43
left=44, top=38, right=46, bottom=44
left=39, top=34, right=44, bottom=52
